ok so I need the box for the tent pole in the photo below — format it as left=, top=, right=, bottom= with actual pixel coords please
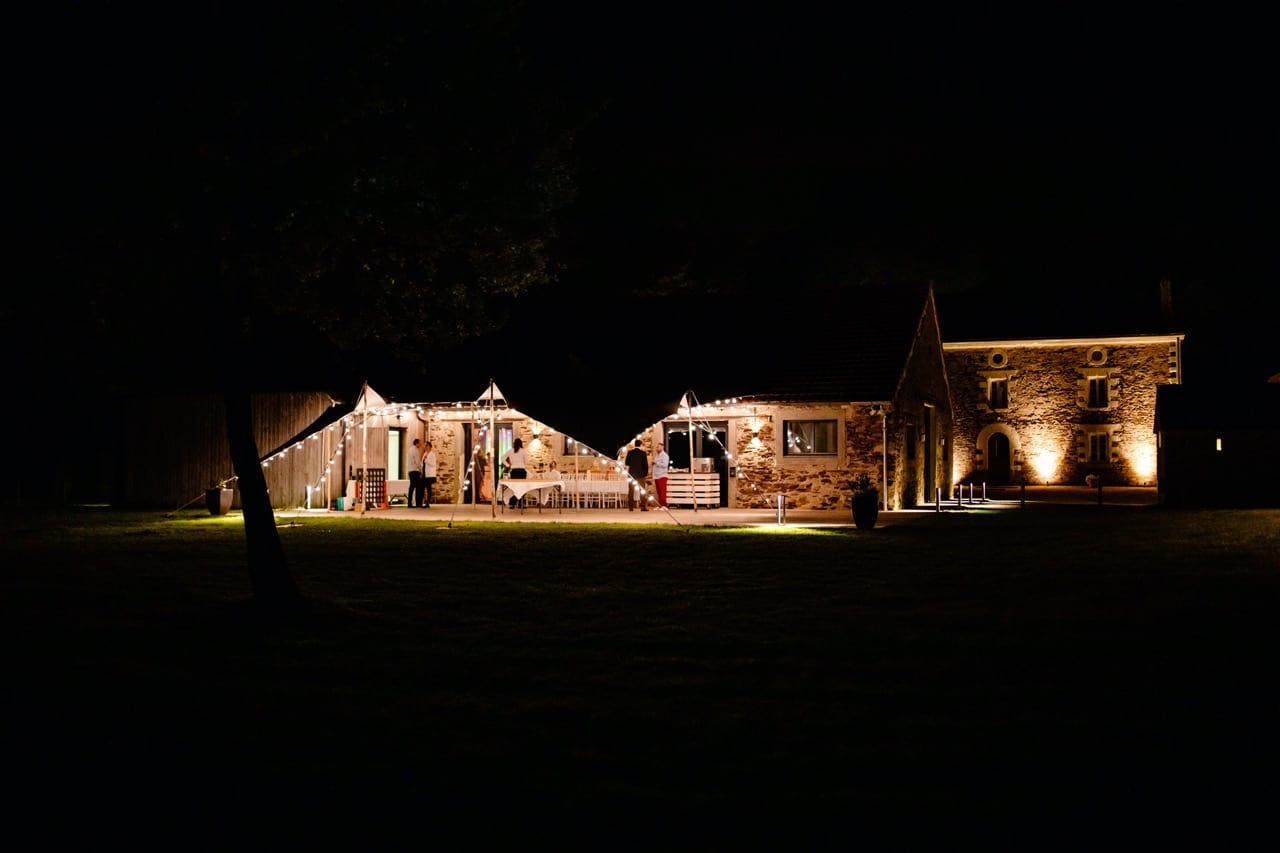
left=688, top=394, right=697, bottom=512
left=490, top=378, right=497, bottom=519
left=360, top=383, right=369, bottom=515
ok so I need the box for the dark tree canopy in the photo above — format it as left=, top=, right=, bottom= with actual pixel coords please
left=11, top=2, right=577, bottom=399
left=6, top=3, right=581, bottom=611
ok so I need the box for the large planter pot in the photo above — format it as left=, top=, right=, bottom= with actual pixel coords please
left=852, top=491, right=879, bottom=530
left=206, top=488, right=234, bottom=516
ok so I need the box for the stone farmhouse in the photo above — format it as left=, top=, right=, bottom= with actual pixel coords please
left=100, top=284, right=1202, bottom=512
left=943, top=333, right=1184, bottom=486
left=630, top=284, right=955, bottom=511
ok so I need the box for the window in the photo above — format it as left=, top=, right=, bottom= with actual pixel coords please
left=989, top=378, right=1009, bottom=409
left=1089, top=433, right=1108, bottom=463
left=783, top=419, right=837, bottom=455
left=1087, top=377, right=1109, bottom=408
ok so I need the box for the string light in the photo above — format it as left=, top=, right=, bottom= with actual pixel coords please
left=224, top=388, right=762, bottom=512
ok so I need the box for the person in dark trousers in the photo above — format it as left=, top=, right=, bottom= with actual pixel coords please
left=407, top=438, right=425, bottom=508
left=502, top=437, right=528, bottom=508
left=625, top=439, right=649, bottom=511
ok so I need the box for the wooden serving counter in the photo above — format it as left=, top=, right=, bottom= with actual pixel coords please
left=665, top=472, right=721, bottom=508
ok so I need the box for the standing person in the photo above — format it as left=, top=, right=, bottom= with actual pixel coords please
left=421, top=440, right=438, bottom=508
left=652, top=441, right=670, bottom=508
left=477, top=452, right=493, bottom=503
left=545, top=460, right=563, bottom=506
left=625, top=439, right=649, bottom=511
left=502, top=437, right=528, bottom=508
left=407, top=438, right=425, bottom=508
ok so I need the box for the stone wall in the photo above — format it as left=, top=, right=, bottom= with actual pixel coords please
left=889, top=299, right=954, bottom=507
left=945, top=338, right=1179, bottom=486
left=718, top=404, right=884, bottom=510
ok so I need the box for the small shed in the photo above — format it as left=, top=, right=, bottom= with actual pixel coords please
left=1154, top=382, right=1280, bottom=506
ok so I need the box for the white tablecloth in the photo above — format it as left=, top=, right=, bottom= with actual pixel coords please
left=560, top=479, right=629, bottom=506
left=498, top=479, right=563, bottom=505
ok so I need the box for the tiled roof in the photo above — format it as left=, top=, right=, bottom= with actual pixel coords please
left=936, top=287, right=1178, bottom=342
left=701, top=283, right=932, bottom=403
left=1155, top=382, right=1280, bottom=431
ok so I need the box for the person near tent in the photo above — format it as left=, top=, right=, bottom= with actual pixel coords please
left=652, top=441, right=670, bottom=508
left=625, top=439, right=649, bottom=511
left=503, top=438, right=529, bottom=508
left=475, top=452, right=493, bottom=504
left=407, top=438, right=425, bottom=508
left=422, top=440, right=438, bottom=508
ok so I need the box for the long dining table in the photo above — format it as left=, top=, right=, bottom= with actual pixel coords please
left=498, top=478, right=564, bottom=511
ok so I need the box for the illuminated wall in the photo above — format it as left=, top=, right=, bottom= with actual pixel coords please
left=944, top=335, right=1182, bottom=486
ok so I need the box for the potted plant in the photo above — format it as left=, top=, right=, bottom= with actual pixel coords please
left=205, top=479, right=235, bottom=516
left=849, top=472, right=879, bottom=530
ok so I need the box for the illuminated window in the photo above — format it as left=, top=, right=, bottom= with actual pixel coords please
left=1087, top=377, right=1109, bottom=408
left=783, top=419, right=837, bottom=456
left=989, top=378, right=1009, bottom=409
left=1215, top=437, right=1223, bottom=452
left=1088, top=433, right=1108, bottom=463
left=387, top=428, right=405, bottom=479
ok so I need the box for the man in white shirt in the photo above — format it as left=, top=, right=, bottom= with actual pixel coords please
left=408, top=439, right=425, bottom=508
left=653, top=442, right=670, bottom=508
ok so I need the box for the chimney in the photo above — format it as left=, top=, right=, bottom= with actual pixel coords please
left=1159, top=278, right=1173, bottom=326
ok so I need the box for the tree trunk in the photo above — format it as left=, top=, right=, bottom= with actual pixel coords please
left=224, top=381, right=301, bottom=611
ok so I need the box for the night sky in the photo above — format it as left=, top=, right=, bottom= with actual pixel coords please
left=7, top=3, right=1277, bottom=451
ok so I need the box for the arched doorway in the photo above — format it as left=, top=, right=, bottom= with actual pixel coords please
left=987, top=432, right=1012, bottom=484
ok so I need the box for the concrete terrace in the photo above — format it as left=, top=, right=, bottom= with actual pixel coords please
left=274, top=486, right=1159, bottom=527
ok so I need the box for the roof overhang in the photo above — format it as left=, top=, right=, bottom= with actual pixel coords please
left=944, top=333, right=1185, bottom=350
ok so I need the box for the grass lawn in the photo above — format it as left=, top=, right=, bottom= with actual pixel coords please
left=4, top=505, right=1279, bottom=848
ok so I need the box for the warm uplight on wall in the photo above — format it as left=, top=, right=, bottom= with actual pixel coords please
left=1030, top=451, right=1059, bottom=484
left=1131, top=447, right=1156, bottom=482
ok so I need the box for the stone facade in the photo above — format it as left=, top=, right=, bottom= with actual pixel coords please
left=943, top=335, right=1183, bottom=486
left=634, top=293, right=955, bottom=511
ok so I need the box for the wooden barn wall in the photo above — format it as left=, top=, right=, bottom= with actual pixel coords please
left=122, top=392, right=339, bottom=509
